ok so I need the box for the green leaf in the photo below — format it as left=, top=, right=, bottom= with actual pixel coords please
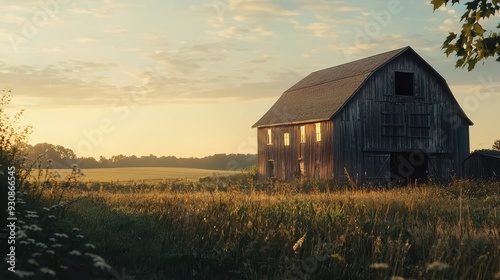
left=472, top=23, right=485, bottom=36
left=467, top=58, right=477, bottom=71
left=431, top=0, right=446, bottom=10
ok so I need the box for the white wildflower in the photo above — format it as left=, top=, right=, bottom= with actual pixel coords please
left=42, top=207, right=50, bottom=212
left=16, top=230, right=27, bottom=239
left=68, top=250, right=81, bottom=256
left=25, top=214, right=39, bottom=218
left=36, top=242, right=48, bottom=249
left=51, top=244, right=63, bottom=248
left=76, top=234, right=84, bottom=239
left=54, top=233, right=68, bottom=238
left=85, top=243, right=96, bottom=249
left=14, top=270, right=35, bottom=278
left=27, top=238, right=35, bottom=244
left=32, top=252, right=42, bottom=257
left=60, top=265, right=68, bottom=270
left=19, top=240, right=29, bottom=245
left=39, top=267, right=56, bottom=276
left=28, top=224, right=43, bottom=231
left=48, top=238, right=57, bottom=242
left=45, top=250, right=55, bottom=254
left=93, top=261, right=112, bottom=271
left=48, top=215, right=56, bottom=219
left=72, top=227, right=80, bottom=231
left=27, top=259, right=39, bottom=266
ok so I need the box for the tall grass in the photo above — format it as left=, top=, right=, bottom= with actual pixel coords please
left=49, top=177, right=500, bottom=280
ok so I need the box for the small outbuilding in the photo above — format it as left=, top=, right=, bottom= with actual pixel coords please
left=253, top=46, right=472, bottom=184
left=464, top=150, right=500, bottom=180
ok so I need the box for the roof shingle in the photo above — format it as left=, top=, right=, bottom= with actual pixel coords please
left=252, top=47, right=410, bottom=128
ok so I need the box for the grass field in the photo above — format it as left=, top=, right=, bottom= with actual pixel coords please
left=11, top=174, right=500, bottom=280
left=51, top=167, right=241, bottom=182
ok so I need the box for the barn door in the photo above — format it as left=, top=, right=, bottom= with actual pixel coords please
left=428, top=156, right=453, bottom=182
left=363, top=153, right=390, bottom=184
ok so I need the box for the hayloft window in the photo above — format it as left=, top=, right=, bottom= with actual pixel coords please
left=395, top=72, right=414, bottom=96
left=267, top=129, right=273, bottom=145
left=300, top=126, right=306, bottom=143
left=284, top=132, right=290, bottom=146
left=315, top=123, right=321, bottom=142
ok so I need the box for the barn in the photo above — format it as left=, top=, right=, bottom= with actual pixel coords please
left=252, top=46, right=472, bottom=184
left=464, top=150, right=500, bottom=180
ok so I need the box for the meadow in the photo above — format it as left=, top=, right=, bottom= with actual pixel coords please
left=50, top=167, right=240, bottom=182
left=8, top=169, right=500, bottom=280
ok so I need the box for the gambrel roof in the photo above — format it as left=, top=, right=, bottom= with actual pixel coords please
left=253, top=46, right=472, bottom=128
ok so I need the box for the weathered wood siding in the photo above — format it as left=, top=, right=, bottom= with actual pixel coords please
left=464, top=154, right=500, bottom=180
left=257, top=121, right=334, bottom=180
left=332, top=51, right=470, bottom=183
left=256, top=51, right=470, bottom=184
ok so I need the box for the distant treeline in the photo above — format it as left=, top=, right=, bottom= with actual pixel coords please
left=24, top=143, right=257, bottom=170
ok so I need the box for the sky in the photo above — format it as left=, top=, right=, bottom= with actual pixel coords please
left=0, top=0, right=499, bottom=159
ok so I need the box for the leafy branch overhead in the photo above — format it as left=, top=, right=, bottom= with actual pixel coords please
left=431, top=0, right=500, bottom=71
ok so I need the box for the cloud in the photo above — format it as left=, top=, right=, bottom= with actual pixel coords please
left=210, top=25, right=273, bottom=40
left=102, top=27, right=128, bottom=34
left=149, top=43, right=229, bottom=75
left=0, top=62, right=121, bottom=107
left=438, top=18, right=458, bottom=32
left=295, top=22, right=338, bottom=38
left=68, top=1, right=133, bottom=19
left=71, top=37, right=97, bottom=43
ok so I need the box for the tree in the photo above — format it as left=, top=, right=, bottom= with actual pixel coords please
left=431, top=0, right=500, bottom=71
left=0, top=91, right=32, bottom=230
left=493, top=139, right=500, bottom=150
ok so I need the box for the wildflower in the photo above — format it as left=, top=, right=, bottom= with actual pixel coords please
left=18, top=220, right=25, bottom=224
left=68, top=250, right=82, bottom=256
left=14, top=270, right=35, bottom=278
left=39, top=267, right=56, bottom=276
left=72, top=164, right=78, bottom=168
left=42, top=207, right=50, bottom=212
left=48, top=215, right=56, bottom=219
left=93, top=261, right=112, bottom=271
left=51, top=244, right=63, bottom=248
left=60, top=265, right=68, bottom=270
left=72, top=227, right=80, bottom=231
left=36, top=242, right=48, bottom=249
left=76, top=234, right=84, bottom=239
left=27, top=238, right=35, bottom=244
left=27, top=259, right=39, bottom=266
left=19, top=240, right=29, bottom=245
left=32, top=252, right=42, bottom=257
left=16, top=230, right=27, bottom=239
left=45, top=250, right=55, bottom=254
left=427, top=261, right=449, bottom=271
left=54, top=233, right=68, bottom=238
left=370, top=263, right=389, bottom=269
left=28, top=224, right=43, bottom=231
left=48, top=238, right=57, bottom=242
left=85, top=243, right=96, bottom=249
left=25, top=214, right=39, bottom=219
